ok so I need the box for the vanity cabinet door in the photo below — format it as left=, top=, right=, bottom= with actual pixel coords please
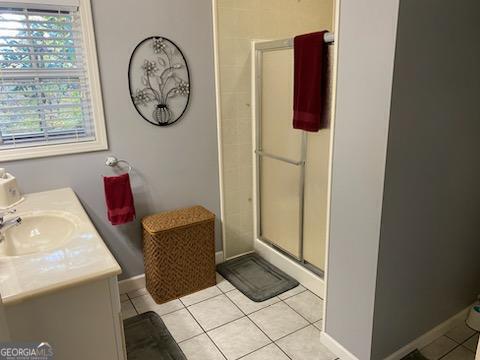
left=4, top=277, right=126, bottom=360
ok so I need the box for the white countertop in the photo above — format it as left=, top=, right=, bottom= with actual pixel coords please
left=0, top=188, right=121, bottom=305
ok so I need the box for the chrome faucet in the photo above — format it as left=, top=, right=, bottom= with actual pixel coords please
left=0, top=209, right=21, bottom=243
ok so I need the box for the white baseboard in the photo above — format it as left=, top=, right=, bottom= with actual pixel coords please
left=215, top=251, right=224, bottom=264
left=254, top=238, right=325, bottom=297
left=118, top=274, right=146, bottom=295
left=321, top=305, right=472, bottom=360
left=119, top=251, right=225, bottom=294
left=320, top=332, right=359, bottom=360
left=384, top=305, right=471, bottom=360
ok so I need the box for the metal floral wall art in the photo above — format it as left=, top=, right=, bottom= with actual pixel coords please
left=128, top=36, right=190, bottom=126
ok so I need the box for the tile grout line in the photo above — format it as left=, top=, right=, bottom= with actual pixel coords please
left=179, top=284, right=231, bottom=307
left=131, top=284, right=226, bottom=316
left=434, top=333, right=479, bottom=360
left=235, top=343, right=275, bottom=360
left=177, top=332, right=204, bottom=346
left=224, top=289, right=319, bottom=325
left=201, top=316, right=245, bottom=334
left=129, top=283, right=223, bottom=309
left=218, top=292, right=288, bottom=360
left=186, top=303, right=243, bottom=333
left=125, top=288, right=148, bottom=300
left=270, top=323, right=337, bottom=360
left=281, top=297, right=321, bottom=325
left=196, top=331, right=229, bottom=360
left=129, top=299, right=141, bottom=314
left=141, top=284, right=309, bottom=312
left=120, top=299, right=138, bottom=321
left=124, top=285, right=324, bottom=359
left=174, top=293, right=314, bottom=347
left=158, top=307, right=205, bottom=344
left=460, top=344, right=477, bottom=354
left=216, top=277, right=237, bottom=294
left=437, top=343, right=466, bottom=360
left=192, top=288, right=322, bottom=358
left=127, top=279, right=291, bottom=317
left=127, top=294, right=143, bottom=300
left=272, top=342, right=294, bottom=360
left=132, top=299, right=138, bottom=315
left=278, top=288, right=308, bottom=301
left=274, top=322, right=312, bottom=343
left=130, top=299, right=186, bottom=318
left=276, top=298, right=332, bottom=359
left=235, top=296, right=282, bottom=316
left=183, top=302, right=230, bottom=360
left=463, top=332, right=480, bottom=349
left=236, top=342, right=292, bottom=360
left=444, top=333, right=477, bottom=345
left=245, top=303, right=311, bottom=344
left=174, top=331, right=207, bottom=347
left=125, top=286, right=315, bottom=323
left=179, top=292, right=218, bottom=307
left=223, top=295, right=294, bottom=360
left=443, top=333, right=463, bottom=343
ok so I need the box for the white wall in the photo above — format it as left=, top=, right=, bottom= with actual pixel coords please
left=371, top=1, right=480, bottom=358
left=2, top=0, right=221, bottom=280
left=326, top=1, right=480, bottom=359
left=323, top=0, right=399, bottom=358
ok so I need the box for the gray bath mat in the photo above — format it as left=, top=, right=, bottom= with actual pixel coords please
left=124, top=311, right=186, bottom=360
left=217, top=253, right=299, bottom=302
left=400, top=350, right=428, bottom=360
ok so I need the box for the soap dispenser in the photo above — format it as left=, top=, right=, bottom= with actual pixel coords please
left=0, top=169, right=22, bottom=208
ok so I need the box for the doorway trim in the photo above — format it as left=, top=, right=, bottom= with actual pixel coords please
left=211, top=0, right=339, bottom=315
left=211, top=0, right=227, bottom=263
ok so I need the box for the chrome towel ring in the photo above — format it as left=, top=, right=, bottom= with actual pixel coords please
left=105, top=156, right=132, bottom=174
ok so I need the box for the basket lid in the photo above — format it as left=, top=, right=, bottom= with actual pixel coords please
left=142, top=206, right=215, bottom=234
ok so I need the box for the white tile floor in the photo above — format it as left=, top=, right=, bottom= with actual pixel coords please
left=419, top=322, right=478, bottom=360
left=121, top=273, right=335, bottom=360
left=121, top=275, right=479, bottom=360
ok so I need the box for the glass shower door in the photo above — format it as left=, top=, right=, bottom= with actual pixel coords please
left=257, top=46, right=305, bottom=259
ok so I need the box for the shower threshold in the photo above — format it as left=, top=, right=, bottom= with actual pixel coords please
left=258, top=237, right=325, bottom=279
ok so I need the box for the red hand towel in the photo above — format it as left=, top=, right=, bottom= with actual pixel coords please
left=103, top=173, right=136, bottom=225
left=293, top=31, right=328, bottom=132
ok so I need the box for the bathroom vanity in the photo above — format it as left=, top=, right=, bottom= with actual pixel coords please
left=0, top=188, right=125, bottom=360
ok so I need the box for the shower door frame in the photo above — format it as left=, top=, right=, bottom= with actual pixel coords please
left=254, top=39, right=309, bottom=265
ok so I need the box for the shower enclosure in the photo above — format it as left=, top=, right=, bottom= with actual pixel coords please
left=253, top=37, right=333, bottom=275
left=213, top=0, right=336, bottom=288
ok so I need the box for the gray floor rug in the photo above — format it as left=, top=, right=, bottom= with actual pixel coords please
left=217, top=253, right=299, bottom=302
left=124, top=311, right=186, bottom=360
left=400, top=350, right=428, bottom=360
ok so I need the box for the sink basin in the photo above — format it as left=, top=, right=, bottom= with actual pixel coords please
left=0, top=211, right=79, bottom=257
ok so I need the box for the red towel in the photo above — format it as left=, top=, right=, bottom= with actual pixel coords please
left=103, top=173, right=136, bottom=225
left=293, top=31, right=328, bottom=132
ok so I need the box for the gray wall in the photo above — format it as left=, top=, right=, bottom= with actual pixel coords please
left=371, top=1, right=480, bottom=358
left=1, top=0, right=221, bottom=280
left=324, top=1, right=400, bottom=359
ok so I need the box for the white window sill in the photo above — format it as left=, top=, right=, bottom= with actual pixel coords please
left=0, top=138, right=108, bottom=162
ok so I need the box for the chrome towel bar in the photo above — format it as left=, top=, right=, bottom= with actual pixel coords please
left=255, top=150, right=305, bottom=166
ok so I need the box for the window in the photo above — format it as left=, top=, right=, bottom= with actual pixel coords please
left=0, top=0, right=107, bottom=161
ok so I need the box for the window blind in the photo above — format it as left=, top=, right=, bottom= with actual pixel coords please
left=0, top=5, right=95, bottom=148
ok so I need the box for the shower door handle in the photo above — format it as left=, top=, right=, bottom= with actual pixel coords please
left=255, top=150, right=305, bottom=166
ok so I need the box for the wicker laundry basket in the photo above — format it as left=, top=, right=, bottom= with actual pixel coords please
left=142, top=206, right=216, bottom=304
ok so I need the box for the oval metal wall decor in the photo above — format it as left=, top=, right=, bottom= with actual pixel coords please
left=128, top=36, right=190, bottom=126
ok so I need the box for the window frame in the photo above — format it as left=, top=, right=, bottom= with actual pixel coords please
left=0, top=0, right=108, bottom=161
